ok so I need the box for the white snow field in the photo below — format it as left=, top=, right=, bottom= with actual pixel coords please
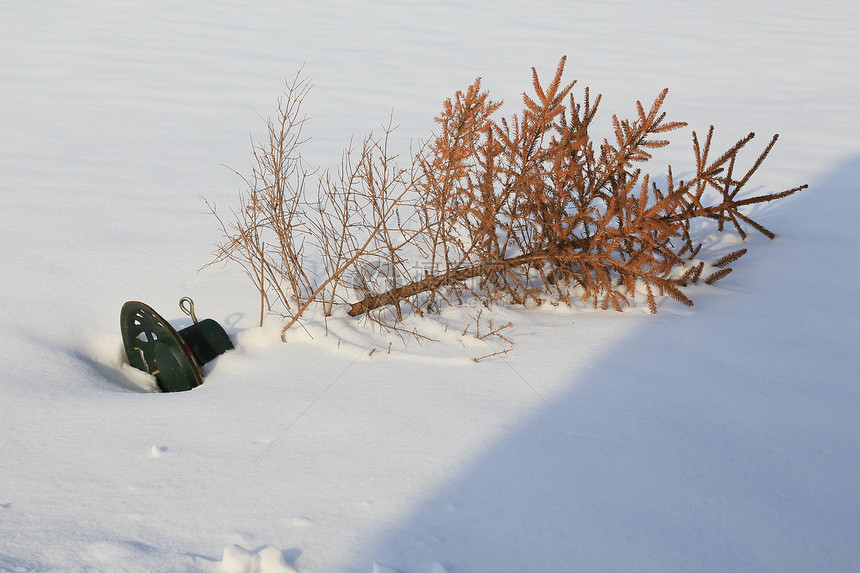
left=2, top=1, right=859, bottom=572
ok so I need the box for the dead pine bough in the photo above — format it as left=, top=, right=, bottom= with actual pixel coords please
left=206, top=58, right=807, bottom=350
left=464, top=309, right=514, bottom=362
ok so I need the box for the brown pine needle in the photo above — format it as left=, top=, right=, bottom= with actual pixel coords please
left=704, top=268, right=733, bottom=285
left=712, top=248, right=748, bottom=268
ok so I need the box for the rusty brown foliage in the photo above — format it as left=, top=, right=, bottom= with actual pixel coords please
left=207, top=59, right=807, bottom=332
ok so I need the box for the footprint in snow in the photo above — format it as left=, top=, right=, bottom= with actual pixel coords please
left=280, top=516, right=313, bottom=527
left=220, top=545, right=297, bottom=573
left=372, top=561, right=448, bottom=573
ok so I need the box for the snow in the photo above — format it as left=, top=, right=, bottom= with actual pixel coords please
left=2, top=1, right=860, bottom=571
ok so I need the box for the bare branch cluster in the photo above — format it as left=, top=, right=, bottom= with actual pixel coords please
left=206, top=59, right=807, bottom=335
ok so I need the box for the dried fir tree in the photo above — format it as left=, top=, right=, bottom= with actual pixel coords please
left=209, top=58, right=807, bottom=332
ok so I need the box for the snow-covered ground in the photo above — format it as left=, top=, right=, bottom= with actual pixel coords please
left=2, top=1, right=859, bottom=571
